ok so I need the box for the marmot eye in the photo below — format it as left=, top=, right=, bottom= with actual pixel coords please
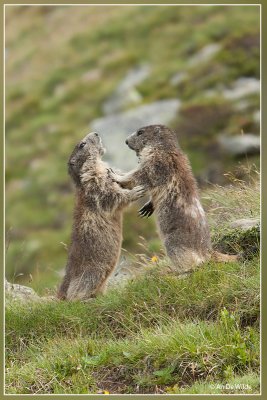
left=137, top=129, right=144, bottom=136
left=79, top=142, right=86, bottom=149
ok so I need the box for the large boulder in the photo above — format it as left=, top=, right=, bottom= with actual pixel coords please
left=222, top=77, right=260, bottom=100
left=91, top=99, right=181, bottom=170
left=102, top=64, right=151, bottom=115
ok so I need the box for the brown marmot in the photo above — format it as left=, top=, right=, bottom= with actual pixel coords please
left=110, top=124, right=237, bottom=273
left=57, top=132, right=145, bottom=300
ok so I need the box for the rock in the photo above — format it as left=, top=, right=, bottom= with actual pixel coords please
left=203, top=89, right=218, bottom=98
left=81, top=68, right=101, bottom=82
left=218, top=134, right=260, bottom=156
left=91, top=99, right=181, bottom=170
left=116, top=64, right=151, bottom=92
left=214, top=219, right=260, bottom=260
left=30, top=158, right=44, bottom=171
left=230, top=218, right=260, bottom=230
left=253, top=110, right=260, bottom=124
left=170, top=71, right=188, bottom=86
left=102, top=64, right=151, bottom=115
left=107, top=255, right=155, bottom=289
left=6, top=179, right=29, bottom=192
left=188, top=43, right=221, bottom=66
left=233, top=99, right=250, bottom=111
left=222, top=77, right=260, bottom=100
left=103, top=88, right=142, bottom=115
left=54, top=84, right=67, bottom=98
left=5, top=278, right=40, bottom=302
left=107, top=258, right=136, bottom=288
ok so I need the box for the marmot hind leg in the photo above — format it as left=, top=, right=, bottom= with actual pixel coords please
left=57, top=274, right=71, bottom=300
left=65, top=270, right=110, bottom=301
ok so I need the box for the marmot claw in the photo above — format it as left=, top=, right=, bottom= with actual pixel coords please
left=139, top=201, right=154, bottom=218
left=107, top=168, right=118, bottom=182
left=107, top=167, right=114, bottom=174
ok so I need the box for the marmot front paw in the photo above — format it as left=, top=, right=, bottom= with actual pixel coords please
left=108, top=168, right=122, bottom=183
left=139, top=201, right=154, bottom=218
left=131, top=185, right=146, bottom=200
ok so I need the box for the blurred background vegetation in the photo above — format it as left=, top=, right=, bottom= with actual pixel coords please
left=5, top=5, right=260, bottom=293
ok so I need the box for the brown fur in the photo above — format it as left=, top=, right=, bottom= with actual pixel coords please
left=211, top=250, right=238, bottom=263
left=111, top=125, right=237, bottom=272
left=57, top=132, right=145, bottom=300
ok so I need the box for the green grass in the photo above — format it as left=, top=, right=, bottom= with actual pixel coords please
left=6, top=258, right=259, bottom=346
left=6, top=254, right=260, bottom=394
left=204, top=172, right=260, bottom=232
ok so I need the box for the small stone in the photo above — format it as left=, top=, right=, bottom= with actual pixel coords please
left=81, top=68, right=101, bottom=82
left=222, top=77, right=260, bottom=100
left=107, top=258, right=135, bottom=288
left=29, top=158, right=44, bottom=171
left=117, top=64, right=151, bottom=92
left=170, top=72, right=187, bottom=86
left=230, top=218, right=260, bottom=230
left=218, top=134, right=260, bottom=156
left=203, top=89, right=218, bottom=98
left=5, top=278, right=40, bottom=302
left=188, top=43, right=221, bottom=66
left=54, top=84, right=67, bottom=98
left=253, top=110, right=260, bottom=124
left=233, top=100, right=250, bottom=111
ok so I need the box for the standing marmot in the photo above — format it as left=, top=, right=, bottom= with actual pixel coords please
left=58, top=132, right=145, bottom=300
left=110, top=124, right=236, bottom=273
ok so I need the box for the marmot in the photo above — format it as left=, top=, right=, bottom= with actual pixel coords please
left=57, top=132, right=145, bottom=300
left=110, top=124, right=237, bottom=273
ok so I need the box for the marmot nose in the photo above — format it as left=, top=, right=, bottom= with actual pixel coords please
left=125, top=139, right=128, bottom=145
left=94, top=132, right=99, bottom=136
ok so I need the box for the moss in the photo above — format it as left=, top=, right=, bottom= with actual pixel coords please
left=213, top=225, right=260, bottom=259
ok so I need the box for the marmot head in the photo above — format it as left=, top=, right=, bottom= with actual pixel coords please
left=125, top=124, right=178, bottom=156
left=68, top=132, right=105, bottom=185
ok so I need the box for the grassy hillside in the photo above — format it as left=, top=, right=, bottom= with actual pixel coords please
left=5, top=179, right=260, bottom=394
left=5, top=256, right=260, bottom=394
left=5, top=5, right=260, bottom=291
